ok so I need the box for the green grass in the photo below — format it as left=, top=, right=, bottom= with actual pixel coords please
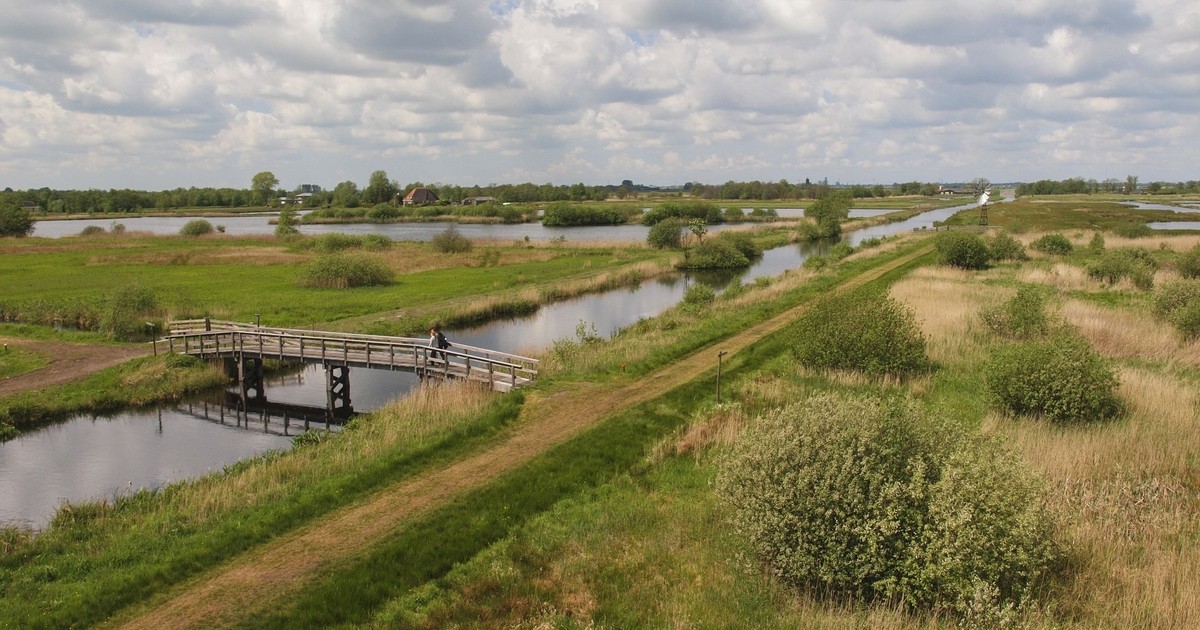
left=0, top=235, right=666, bottom=330
left=0, top=346, right=47, bottom=379
left=939, top=198, right=1194, bottom=232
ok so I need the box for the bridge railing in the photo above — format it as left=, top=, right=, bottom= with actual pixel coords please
left=162, top=322, right=538, bottom=390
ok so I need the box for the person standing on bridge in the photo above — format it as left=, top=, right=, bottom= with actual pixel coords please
left=429, top=326, right=451, bottom=361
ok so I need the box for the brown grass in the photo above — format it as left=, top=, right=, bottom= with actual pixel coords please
left=889, top=266, right=1001, bottom=364
left=1061, top=299, right=1200, bottom=367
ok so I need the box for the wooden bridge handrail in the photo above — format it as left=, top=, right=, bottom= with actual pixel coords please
left=165, top=320, right=539, bottom=367
left=164, top=328, right=538, bottom=376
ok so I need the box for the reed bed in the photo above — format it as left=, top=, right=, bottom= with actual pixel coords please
left=888, top=266, right=1001, bottom=364
left=1061, top=298, right=1200, bottom=366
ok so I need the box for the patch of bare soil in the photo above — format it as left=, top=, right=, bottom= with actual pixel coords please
left=112, top=245, right=933, bottom=629
left=0, top=337, right=150, bottom=397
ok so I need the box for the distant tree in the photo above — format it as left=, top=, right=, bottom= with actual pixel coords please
left=363, top=170, right=399, bottom=205
left=1125, top=175, right=1140, bottom=194
left=251, top=171, right=279, bottom=206
left=332, top=180, right=361, bottom=208
left=801, top=190, right=852, bottom=239
left=0, top=201, right=34, bottom=237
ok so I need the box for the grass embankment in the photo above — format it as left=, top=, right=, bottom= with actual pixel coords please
left=940, top=197, right=1198, bottom=232
left=0, top=354, right=227, bottom=432
left=387, top=230, right=1200, bottom=628
left=0, top=235, right=934, bottom=628
left=0, top=233, right=670, bottom=332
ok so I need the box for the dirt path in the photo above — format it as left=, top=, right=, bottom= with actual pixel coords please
left=113, top=245, right=933, bottom=629
left=0, top=337, right=149, bottom=397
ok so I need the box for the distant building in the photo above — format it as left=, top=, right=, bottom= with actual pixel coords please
left=403, top=187, right=439, bottom=205
left=461, top=196, right=496, bottom=206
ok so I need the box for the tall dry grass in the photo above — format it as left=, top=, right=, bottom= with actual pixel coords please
left=889, top=266, right=1002, bottom=365
left=989, top=367, right=1200, bottom=628
left=1061, top=299, right=1200, bottom=367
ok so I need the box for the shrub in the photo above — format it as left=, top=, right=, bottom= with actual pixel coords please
left=275, top=207, right=300, bottom=237
left=298, top=253, right=394, bottom=288
left=80, top=225, right=106, bottom=236
left=1178, top=243, right=1200, bottom=279
left=646, top=217, right=683, bottom=249
left=828, top=241, right=855, bottom=260
left=100, top=284, right=161, bottom=341
left=312, top=233, right=362, bottom=252
left=716, top=392, right=1055, bottom=615
left=431, top=226, right=473, bottom=253
left=1113, top=222, right=1153, bottom=238
left=1086, top=247, right=1158, bottom=289
left=682, top=283, right=716, bottom=307
left=642, top=200, right=722, bottom=226
left=935, top=231, right=990, bottom=269
left=721, top=207, right=746, bottom=223
left=715, top=231, right=762, bottom=259
left=0, top=203, right=34, bottom=237
left=986, top=333, right=1121, bottom=422
left=110, top=222, right=126, bottom=234
left=679, top=239, right=749, bottom=269
left=981, top=286, right=1050, bottom=339
left=366, top=203, right=401, bottom=221
left=987, top=232, right=1029, bottom=261
left=792, top=289, right=929, bottom=376
left=541, top=202, right=628, bottom=226
left=1030, top=233, right=1072, bottom=255
left=1153, top=279, right=1200, bottom=338
left=179, top=219, right=214, bottom=237
left=361, top=234, right=393, bottom=250
left=801, top=191, right=852, bottom=239
left=1088, top=232, right=1106, bottom=253
left=802, top=254, right=828, bottom=270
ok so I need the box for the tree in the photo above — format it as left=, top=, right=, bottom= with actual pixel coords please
left=801, top=190, right=852, bottom=239
left=0, top=202, right=34, bottom=237
left=363, top=170, right=399, bottom=205
left=687, top=218, right=708, bottom=244
left=251, top=171, right=279, bottom=206
left=275, top=206, right=300, bottom=237
left=1125, top=175, right=1139, bottom=194
left=331, top=180, right=361, bottom=208
left=647, top=217, right=683, bottom=249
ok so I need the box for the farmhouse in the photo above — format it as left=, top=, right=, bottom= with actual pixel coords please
left=403, top=187, right=439, bottom=205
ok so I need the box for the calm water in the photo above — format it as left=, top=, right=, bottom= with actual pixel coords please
left=30, top=208, right=892, bottom=240
left=2, top=203, right=971, bottom=528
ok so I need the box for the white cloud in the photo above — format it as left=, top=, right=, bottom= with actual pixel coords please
left=0, top=0, right=1197, bottom=190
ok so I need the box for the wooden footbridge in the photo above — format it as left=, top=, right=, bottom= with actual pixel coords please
left=160, top=319, right=538, bottom=407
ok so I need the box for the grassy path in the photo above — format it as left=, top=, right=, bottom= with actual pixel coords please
left=111, top=244, right=934, bottom=629
left=0, top=337, right=149, bottom=397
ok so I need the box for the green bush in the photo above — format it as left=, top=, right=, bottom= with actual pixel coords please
left=715, top=231, right=762, bottom=259
left=0, top=203, right=34, bottom=237
left=792, top=289, right=929, bottom=376
left=312, top=233, right=362, bottom=252
left=297, top=253, right=394, bottom=288
left=682, top=284, right=716, bottom=307
left=1088, top=232, right=1106, bottom=253
left=366, top=204, right=401, bottom=221
left=431, top=226, right=473, bottom=253
left=1086, top=248, right=1158, bottom=289
left=986, top=333, right=1121, bottom=422
left=828, top=241, right=854, bottom=260
left=981, top=286, right=1050, bottom=339
left=802, top=254, right=828, bottom=270
left=679, top=239, right=750, bottom=269
left=80, top=225, right=106, bottom=236
left=100, top=284, right=161, bottom=341
left=642, top=200, right=722, bottom=226
left=798, top=192, right=852, bottom=240
left=987, top=232, right=1029, bottom=261
left=721, top=207, right=746, bottom=223
left=361, top=234, right=393, bottom=250
left=716, top=392, right=1055, bottom=615
left=541, top=202, right=628, bottom=226
left=1153, top=279, right=1200, bottom=338
left=179, top=219, right=214, bottom=237
left=275, top=207, right=300, bottom=237
left=646, top=217, right=683, bottom=249
left=1177, top=244, right=1200, bottom=279
left=1113, top=222, right=1153, bottom=238
left=935, top=231, right=990, bottom=269
left=1030, top=233, right=1072, bottom=255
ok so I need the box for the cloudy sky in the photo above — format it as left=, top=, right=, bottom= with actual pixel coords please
left=1, top=0, right=1197, bottom=191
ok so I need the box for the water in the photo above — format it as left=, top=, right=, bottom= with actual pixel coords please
left=30, top=207, right=896, bottom=240
left=3, top=202, right=976, bottom=528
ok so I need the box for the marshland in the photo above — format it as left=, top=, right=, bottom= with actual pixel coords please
left=1, top=192, right=1200, bottom=628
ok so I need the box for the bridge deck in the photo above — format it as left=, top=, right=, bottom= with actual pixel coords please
left=163, top=320, right=538, bottom=392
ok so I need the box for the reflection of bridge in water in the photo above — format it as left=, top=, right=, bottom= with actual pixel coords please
left=175, top=391, right=352, bottom=437
left=159, top=320, right=540, bottom=426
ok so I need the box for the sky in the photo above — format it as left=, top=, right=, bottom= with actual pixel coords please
left=1, top=0, right=1197, bottom=192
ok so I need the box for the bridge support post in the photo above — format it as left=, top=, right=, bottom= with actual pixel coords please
left=238, top=357, right=265, bottom=401
left=326, top=364, right=352, bottom=422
